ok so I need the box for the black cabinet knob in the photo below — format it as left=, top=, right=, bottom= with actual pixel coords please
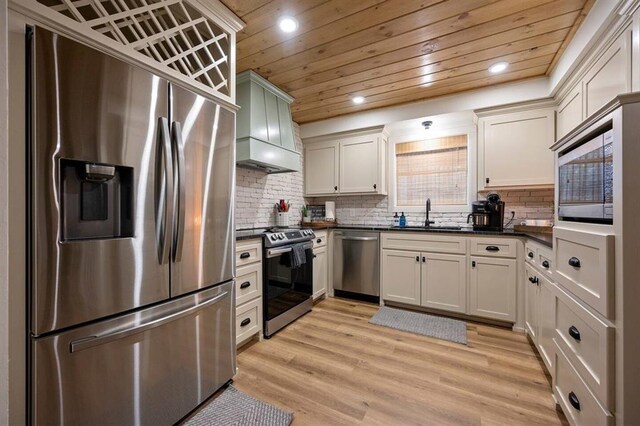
left=528, top=251, right=534, bottom=258
left=486, top=246, right=500, bottom=252
left=240, top=318, right=251, bottom=327
left=422, top=256, right=426, bottom=263
left=313, top=254, right=317, bottom=258
left=317, top=239, right=322, bottom=243
left=416, top=256, right=420, bottom=262
left=542, top=260, right=550, bottom=269
left=239, top=252, right=250, bottom=259
left=373, top=183, right=377, bottom=189
left=240, top=281, right=251, bottom=289
left=568, top=257, right=581, bottom=268
left=471, top=261, right=476, bottom=268
left=334, top=186, right=338, bottom=191
left=568, top=391, right=581, bottom=411
left=528, top=276, right=535, bottom=283
left=568, top=325, right=581, bottom=341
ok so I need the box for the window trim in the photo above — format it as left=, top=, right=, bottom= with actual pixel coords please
left=388, top=124, right=477, bottom=213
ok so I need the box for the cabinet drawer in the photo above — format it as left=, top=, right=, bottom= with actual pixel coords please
left=554, top=342, right=613, bottom=426
left=469, top=238, right=517, bottom=258
left=554, top=284, right=614, bottom=407
left=525, top=242, right=537, bottom=266
left=554, top=228, right=614, bottom=318
left=236, top=298, right=261, bottom=346
left=381, top=232, right=466, bottom=254
left=235, top=262, right=262, bottom=306
left=313, top=230, right=328, bottom=248
left=236, top=239, right=262, bottom=267
left=538, top=249, right=553, bottom=279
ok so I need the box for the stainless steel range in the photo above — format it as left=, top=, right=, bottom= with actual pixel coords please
left=262, top=228, right=315, bottom=337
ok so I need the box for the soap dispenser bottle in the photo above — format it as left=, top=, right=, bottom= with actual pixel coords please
left=399, top=212, right=406, bottom=228
left=393, top=212, right=399, bottom=227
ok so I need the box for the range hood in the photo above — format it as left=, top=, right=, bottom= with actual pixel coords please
left=236, top=70, right=300, bottom=173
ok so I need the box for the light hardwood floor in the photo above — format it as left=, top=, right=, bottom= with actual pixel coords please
left=234, top=297, right=567, bottom=425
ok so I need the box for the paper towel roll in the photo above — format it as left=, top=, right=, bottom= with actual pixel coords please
left=325, top=201, right=336, bottom=221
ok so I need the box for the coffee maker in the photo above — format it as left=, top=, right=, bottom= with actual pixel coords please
left=468, top=193, right=505, bottom=231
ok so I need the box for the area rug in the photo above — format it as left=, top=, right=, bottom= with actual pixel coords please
left=369, top=307, right=467, bottom=345
left=184, top=386, right=293, bottom=426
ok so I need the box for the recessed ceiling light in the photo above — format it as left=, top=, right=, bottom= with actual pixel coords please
left=352, top=96, right=365, bottom=105
left=278, top=16, right=298, bottom=33
left=488, top=62, right=509, bottom=74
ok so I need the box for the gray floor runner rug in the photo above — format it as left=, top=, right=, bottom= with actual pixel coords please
left=369, top=307, right=467, bottom=345
left=184, top=386, right=293, bottom=426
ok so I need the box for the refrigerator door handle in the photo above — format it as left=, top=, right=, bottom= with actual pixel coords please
left=156, top=117, right=174, bottom=264
left=69, top=289, right=229, bottom=353
left=171, top=120, right=186, bottom=262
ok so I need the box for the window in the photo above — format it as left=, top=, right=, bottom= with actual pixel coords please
left=395, top=135, right=468, bottom=207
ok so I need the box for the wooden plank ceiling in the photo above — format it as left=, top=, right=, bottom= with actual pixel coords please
left=222, top=0, right=594, bottom=123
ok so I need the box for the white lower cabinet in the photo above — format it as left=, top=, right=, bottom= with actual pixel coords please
left=524, top=260, right=556, bottom=372
left=469, top=256, right=517, bottom=322
left=538, top=276, right=556, bottom=372
left=382, top=249, right=422, bottom=306
left=524, top=263, right=540, bottom=341
left=235, top=238, right=263, bottom=347
left=312, top=245, right=328, bottom=300
left=421, top=253, right=466, bottom=314
left=382, top=234, right=519, bottom=322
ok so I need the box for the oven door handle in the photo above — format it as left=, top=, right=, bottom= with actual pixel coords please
left=267, top=242, right=313, bottom=258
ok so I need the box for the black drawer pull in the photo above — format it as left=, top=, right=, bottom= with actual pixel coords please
left=486, top=246, right=500, bottom=252
left=568, top=391, right=581, bottom=411
left=528, top=251, right=534, bottom=258
left=416, top=256, right=420, bottom=262
left=422, top=256, right=426, bottom=263
left=240, top=318, right=251, bottom=327
left=240, top=281, right=251, bottom=289
left=334, top=186, right=338, bottom=191
left=542, top=260, right=550, bottom=269
left=528, top=276, right=535, bottom=283
left=239, top=252, right=251, bottom=259
left=568, top=257, right=581, bottom=268
left=373, top=183, right=377, bottom=189
left=313, top=254, right=317, bottom=258
left=568, top=325, right=581, bottom=341
left=317, top=239, right=322, bottom=243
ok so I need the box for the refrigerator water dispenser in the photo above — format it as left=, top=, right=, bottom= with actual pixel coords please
left=61, top=159, right=133, bottom=240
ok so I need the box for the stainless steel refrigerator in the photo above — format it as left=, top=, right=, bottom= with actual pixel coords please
left=28, top=26, right=236, bottom=425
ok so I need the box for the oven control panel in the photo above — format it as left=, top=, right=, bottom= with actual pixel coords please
left=264, top=229, right=315, bottom=247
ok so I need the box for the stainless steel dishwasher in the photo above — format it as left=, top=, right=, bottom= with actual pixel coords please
left=333, top=230, right=380, bottom=302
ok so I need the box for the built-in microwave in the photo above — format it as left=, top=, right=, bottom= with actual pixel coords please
left=558, top=127, right=613, bottom=223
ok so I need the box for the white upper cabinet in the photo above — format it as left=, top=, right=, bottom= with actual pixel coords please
left=305, top=140, right=339, bottom=195
left=555, top=28, right=631, bottom=142
left=477, top=103, right=555, bottom=190
left=583, top=30, right=631, bottom=118
left=340, top=135, right=379, bottom=194
left=304, top=127, right=387, bottom=196
left=557, top=84, right=583, bottom=140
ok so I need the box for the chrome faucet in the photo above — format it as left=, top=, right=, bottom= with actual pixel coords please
left=425, top=198, right=435, bottom=227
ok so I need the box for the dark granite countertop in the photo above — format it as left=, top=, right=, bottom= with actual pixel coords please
left=235, top=225, right=553, bottom=248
